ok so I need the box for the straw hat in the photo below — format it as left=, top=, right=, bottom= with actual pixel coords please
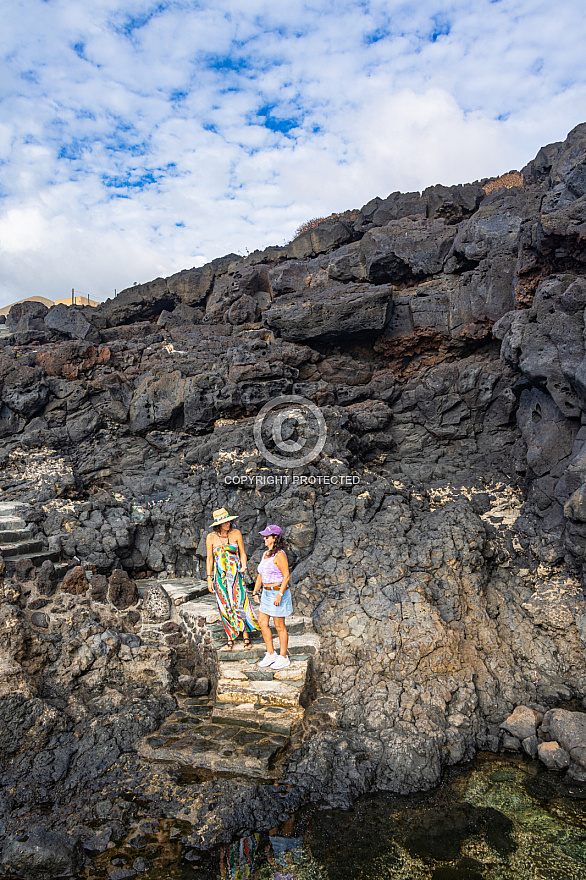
left=210, top=508, right=238, bottom=528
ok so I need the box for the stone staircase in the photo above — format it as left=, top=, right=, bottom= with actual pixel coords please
left=0, top=502, right=59, bottom=568
left=137, top=588, right=320, bottom=780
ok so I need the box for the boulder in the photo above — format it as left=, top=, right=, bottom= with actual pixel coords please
left=516, top=388, right=578, bottom=478
left=537, top=740, right=571, bottom=770
left=98, top=278, right=176, bottom=327
left=178, top=675, right=209, bottom=696
left=11, top=557, right=35, bottom=582
left=423, top=182, right=485, bottom=224
left=35, top=560, right=58, bottom=596
left=540, top=708, right=586, bottom=752
left=6, top=300, right=49, bottom=327
left=500, top=705, right=541, bottom=740
left=354, top=191, right=426, bottom=230
left=167, top=264, right=215, bottom=306
left=142, top=582, right=172, bottom=622
left=360, top=219, right=456, bottom=284
left=108, top=570, right=139, bottom=609
left=522, top=735, right=539, bottom=759
left=129, top=371, right=187, bottom=433
left=0, top=828, right=82, bottom=879
left=90, top=574, right=109, bottom=603
left=45, top=303, right=100, bottom=342
left=1, top=365, right=48, bottom=417
left=287, top=219, right=354, bottom=259
left=61, top=565, right=90, bottom=595
left=227, top=294, right=260, bottom=325
left=264, top=283, right=393, bottom=342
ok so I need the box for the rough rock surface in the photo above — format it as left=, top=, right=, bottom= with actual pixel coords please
left=3, top=123, right=586, bottom=866
left=107, top=569, right=139, bottom=609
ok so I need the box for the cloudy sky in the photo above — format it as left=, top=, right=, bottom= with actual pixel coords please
left=1, top=0, right=585, bottom=308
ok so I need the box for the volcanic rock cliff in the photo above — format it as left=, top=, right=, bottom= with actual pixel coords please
left=2, top=123, right=586, bottom=872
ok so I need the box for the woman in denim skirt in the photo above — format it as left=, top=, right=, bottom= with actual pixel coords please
left=252, top=525, right=292, bottom=670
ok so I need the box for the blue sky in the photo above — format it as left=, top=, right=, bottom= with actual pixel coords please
left=1, top=0, right=585, bottom=307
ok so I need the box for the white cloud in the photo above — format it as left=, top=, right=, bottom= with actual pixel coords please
left=0, top=0, right=585, bottom=307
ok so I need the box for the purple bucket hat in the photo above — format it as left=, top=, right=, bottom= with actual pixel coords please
left=259, top=524, right=283, bottom=537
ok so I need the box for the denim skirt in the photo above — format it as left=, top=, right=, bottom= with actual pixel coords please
left=259, top=586, right=293, bottom=617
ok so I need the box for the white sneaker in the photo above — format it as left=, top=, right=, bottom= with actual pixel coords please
left=258, top=652, right=278, bottom=668
left=270, top=655, right=290, bottom=670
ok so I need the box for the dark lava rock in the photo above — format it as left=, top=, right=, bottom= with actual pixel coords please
left=108, top=569, right=139, bottom=609
left=142, top=582, right=172, bottom=622
left=35, top=559, right=58, bottom=596
left=109, top=868, right=137, bottom=880
left=178, top=675, right=209, bottom=697
left=541, top=708, right=586, bottom=752
left=30, top=611, right=49, bottom=628
left=7, top=300, right=49, bottom=326
left=0, top=828, right=82, bottom=878
left=61, top=565, right=90, bottom=595
left=11, top=557, right=35, bottom=582
left=90, top=574, right=109, bottom=603
left=45, top=303, right=100, bottom=343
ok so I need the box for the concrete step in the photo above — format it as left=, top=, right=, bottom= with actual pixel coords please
left=211, top=702, right=304, bottom=737
left=138, top=720, right=289, bottom=779
left=0, top=528, right=34, bottom=544
left=216, top=677, right=306, bottom=709
left=0, top=539, right=44, bottom=558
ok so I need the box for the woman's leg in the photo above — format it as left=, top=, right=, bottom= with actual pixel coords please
left=273, top=616, right=288, bottom=657
left=258, top=611, right=275, bottom=654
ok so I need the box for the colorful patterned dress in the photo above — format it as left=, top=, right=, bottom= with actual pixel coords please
left=225, top=834, right=259, bottom=880
left=212, top=542, right=259, bottom=640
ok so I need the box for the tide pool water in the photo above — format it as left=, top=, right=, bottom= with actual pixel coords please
left=89, top=751, right=586, bottom=880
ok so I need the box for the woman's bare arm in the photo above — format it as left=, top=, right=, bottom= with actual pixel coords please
left=231, top=528, right=247, bottom=572
left=206, top=533, right=215, bottom=592
left=272, top=551, right=290, bottom=606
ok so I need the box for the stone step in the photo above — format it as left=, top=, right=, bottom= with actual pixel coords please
left=0, top=503, right=23, bottom=517
left=0, top=518, right=26, bottom=532
left=138, top=720, right=289, bottom=779
left=0, top=539, right=44, bottom=558
left=216, top=632, right=319, bottom=663
left=138, top=577, right=209, bottom=604
left=211, top=702, right=304, bottom=737
left=218, top=657, right=310, bottom=684
left=0, top=528, right=34, bottom=544
left=5, top=550, right=60, bottom=567
left=216, top=677, right=306, bottom=709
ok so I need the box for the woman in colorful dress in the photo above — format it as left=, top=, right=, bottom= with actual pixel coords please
left=206, top=508, right=259, bottom=651
left=252, top=524, right=292, bottom=670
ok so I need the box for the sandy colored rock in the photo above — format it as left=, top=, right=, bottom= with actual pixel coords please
left=500, top=705, right=541, bottom=740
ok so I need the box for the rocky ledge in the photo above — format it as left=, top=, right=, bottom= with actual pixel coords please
left=2, top=124, right=586, bottom=875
